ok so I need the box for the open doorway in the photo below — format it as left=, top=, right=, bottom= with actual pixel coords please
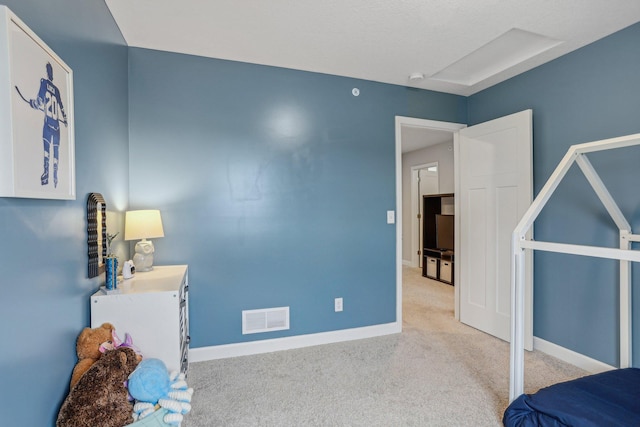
left=395, top=116, right=466, bottom=326
left=398, top=118, right=464, bottom=266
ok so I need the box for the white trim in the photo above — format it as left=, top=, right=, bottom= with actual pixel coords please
left=395, top=117, right=404, bottom=328
left=189, top=322, right=401, bottom=361
left=534, top=337, right=615, bottom=374
left=411, top=162, right=438, bottom=171
left=396, top=116, right=467, bottom=132
left=453, top=133, right=460, bottom=321
left=410, top=162, right=438, bottom=268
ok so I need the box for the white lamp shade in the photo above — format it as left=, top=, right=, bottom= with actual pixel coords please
left=124, top=210, right=165, bottom=241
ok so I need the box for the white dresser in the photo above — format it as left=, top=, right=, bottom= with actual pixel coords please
left=90, top=265, right=189, bottom=374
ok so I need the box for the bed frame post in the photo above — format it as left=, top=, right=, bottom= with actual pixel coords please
left=620, top=230, right=632, bottom=368
left=510, top=232, right=526, bottom=401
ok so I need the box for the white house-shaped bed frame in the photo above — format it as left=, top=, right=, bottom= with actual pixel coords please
left=510, top=133, right=640, bottom=401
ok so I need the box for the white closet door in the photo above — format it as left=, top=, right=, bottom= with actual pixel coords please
left=457, top=110, right=533, bottom=348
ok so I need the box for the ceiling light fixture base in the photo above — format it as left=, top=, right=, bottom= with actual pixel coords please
left=409, top=72, right=425, bottom=83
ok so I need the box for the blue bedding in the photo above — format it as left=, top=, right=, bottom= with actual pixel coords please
left=503, top=368, right=640, bottom=426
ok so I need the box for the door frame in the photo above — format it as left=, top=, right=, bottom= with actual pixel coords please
left=395, top=116, right=466, bottom=326
left=411, top=162, right=439, bottom=268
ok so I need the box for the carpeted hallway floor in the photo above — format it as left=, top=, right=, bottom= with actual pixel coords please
left=186, top=266, right=586, bottom=426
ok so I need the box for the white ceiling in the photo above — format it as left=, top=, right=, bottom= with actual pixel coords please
left=105, top=0, right=640, bottom=152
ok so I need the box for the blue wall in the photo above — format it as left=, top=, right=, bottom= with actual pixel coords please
left=468, top=23, right=640, bottom=366
left=0, top=1, right=128, bottom=425
left=128, top=48, right=466, bottom=347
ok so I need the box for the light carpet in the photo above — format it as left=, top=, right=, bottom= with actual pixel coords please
left=186, top=266, right=586, bottom=426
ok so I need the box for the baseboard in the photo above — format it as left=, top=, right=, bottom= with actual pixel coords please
left=533, top=337, right=615, bottom=374
left=402, top=259, right=415, bottom=267
left=189, top=322, right=401, bottom=362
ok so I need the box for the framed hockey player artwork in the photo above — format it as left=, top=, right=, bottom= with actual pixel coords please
left=0, top=6, right=75, bottom=200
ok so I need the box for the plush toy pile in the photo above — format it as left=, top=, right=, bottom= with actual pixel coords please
left=128, top=359, right=194, bottom=426
left=57, top=325, right=192, bottom=427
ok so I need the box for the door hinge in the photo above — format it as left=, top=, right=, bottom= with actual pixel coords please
left=417, top=250, right=421, bottom=255
left=417, top=213, right=421, bottom=219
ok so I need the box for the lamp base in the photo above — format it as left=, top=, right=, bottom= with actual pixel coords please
left=133, top=239, right=155, bottom=272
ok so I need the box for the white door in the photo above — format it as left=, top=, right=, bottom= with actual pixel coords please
left=456, top=110, right=533, bottom=348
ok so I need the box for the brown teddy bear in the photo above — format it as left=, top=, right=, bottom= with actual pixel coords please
left=57, top=346, right=140, bottom=427
left=69, top=322, right=115, bottom=388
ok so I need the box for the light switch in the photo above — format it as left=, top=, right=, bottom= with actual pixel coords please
left=387, top=210, right=395, bottom=224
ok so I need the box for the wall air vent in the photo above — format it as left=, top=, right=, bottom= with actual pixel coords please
left=242, top=306, right=290, bottom=335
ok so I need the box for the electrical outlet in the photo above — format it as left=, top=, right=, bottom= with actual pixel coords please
left=335, top=297, right=343, bottom=312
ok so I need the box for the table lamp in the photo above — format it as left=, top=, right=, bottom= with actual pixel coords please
left=124, top=209, right=164, bottom=272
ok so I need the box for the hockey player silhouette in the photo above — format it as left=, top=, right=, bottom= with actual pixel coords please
left=16, top=62, right=67, bottom=187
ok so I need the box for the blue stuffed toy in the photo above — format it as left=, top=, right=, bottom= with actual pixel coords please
left=127, top=359, right=193, bottom=426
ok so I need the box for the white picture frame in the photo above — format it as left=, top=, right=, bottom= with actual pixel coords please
left=0, top=6, right=75, bottom=200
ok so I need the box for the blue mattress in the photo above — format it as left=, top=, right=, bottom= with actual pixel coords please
left=503, top=368, right=640, bottom=426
